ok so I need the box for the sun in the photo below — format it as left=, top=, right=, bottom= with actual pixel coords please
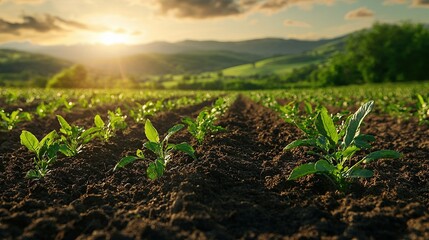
left=98, top=32, right=130, bottom=45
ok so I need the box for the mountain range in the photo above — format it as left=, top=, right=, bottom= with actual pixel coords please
left=0, top=36, right=346, bottom=81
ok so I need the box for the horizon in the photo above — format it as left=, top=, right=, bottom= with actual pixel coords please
left=0, top=0, right=428, bottom=46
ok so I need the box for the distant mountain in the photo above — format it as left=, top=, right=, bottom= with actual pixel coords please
left=90, top=51, right=261, bottom=76
left=0, top=49, right=72, bottom=81
left=0, top=37, right=343, bottom=63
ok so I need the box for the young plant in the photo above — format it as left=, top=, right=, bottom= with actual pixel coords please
left=416, top=94, right=428, bottom=124
left=285, top=101, right=401, bottom=191
left=182, top=98, right=227, bottom=144
left=114, top=119, right=196, bottom=180
left=0, top=109, right=32, bottom=131
left=57, top=115, right=100, bottom=156
left=129, top=100, right=164, bottom=123
left=20, top=130, right=60, bottom=179
left=94, top=108, right=127, bottom=141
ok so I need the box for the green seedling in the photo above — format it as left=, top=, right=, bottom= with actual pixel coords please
left=114, top=119, right=196, bottom=180
left=129, top=100, right=164, bottom=123
left=416, top=94, right=428, bottom=124
left=182, top=98, right=227, bottom=144
left=0, top=109, right=32, bottom=131
left=20, top=130, right=60, bottom=179
left=94, top=108, right=127, bottom=141
left=285, top=101, right=401, bottom=191
left=57, top=115, right=100, bottom=156
left=36, top=102, right=59, bottom=118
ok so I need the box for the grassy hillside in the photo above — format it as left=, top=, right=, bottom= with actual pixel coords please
left=91, top=51, right=261, bottom=76
left=0, top=49, right=71, bottom=83
left=222, top=37, right=345, bottom=76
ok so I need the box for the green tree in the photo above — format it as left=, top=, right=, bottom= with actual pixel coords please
left=46, top=64, right=89, bottom=88
left=315, top=22, right=429, bottom=85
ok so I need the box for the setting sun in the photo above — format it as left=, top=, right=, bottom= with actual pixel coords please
left=98, top=32, right=130, bottom=45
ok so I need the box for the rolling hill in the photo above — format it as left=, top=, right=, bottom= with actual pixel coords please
left=90, top=51, right=261, bottom=76
left=0, top=37, right=341, bottom=63
left=222, top=37, right=345, bottom=76
left=0, top=49, right=72, bottom=82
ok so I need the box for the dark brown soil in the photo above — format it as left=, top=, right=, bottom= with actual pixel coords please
left=1, top=96, right=428, bottom=239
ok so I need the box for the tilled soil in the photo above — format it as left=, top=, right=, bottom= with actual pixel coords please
left=1, top=96, right=428, bottom=239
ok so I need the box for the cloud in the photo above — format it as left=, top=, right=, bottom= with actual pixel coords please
left=383, top=0, right=407, bottom=4
left=345, top=7, right=374, bottom=20
left=142, top=0, right=342, bottom=19
left=0, top=14, right=107, bottom=35
left=283, top=19, right=311, bottom=27
left=412, top=0, right=429, bottom=7
left=0, top=0, right=45, bottom=4
left=152, top=0, right=244, bottom=19
left=383, top=0, right=429, bottom=7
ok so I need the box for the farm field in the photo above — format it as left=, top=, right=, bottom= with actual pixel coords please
left=1, top=83, right=429, bottom=239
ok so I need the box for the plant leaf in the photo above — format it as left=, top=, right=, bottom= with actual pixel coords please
left=315, top=107, right=338, bottom=145
left=114, top=156, right=141, bottom=171
left=174, top=142, right=196, bottom=159
left=348, top=168, right=373, bottom=178
left=20, top=130, right=39, bottom=153
left=354, top=134, right=375, bottom=149
left=147, top=159, right=165, bottom=180
left=165, top=124, right=184, bottom=142
left=145, top=119, right=159, bottom=143
left=136, top=149, right=145, bottom=158
left=343, top=101, right=374, bottom=148
left=144, top=141, right=161, bottom=154
left=94, top=115, right=105, bottom=128
left=25, top=169, right=42, bottom=179
left=287, top=163, right=316, bottom=180
left=284, top=139, right=316, bottom=151
left=315, top=160, right=335, bottom=172
left=57, top=115, right=71, bottom=131
left=363, top=150, right=401, bottom=164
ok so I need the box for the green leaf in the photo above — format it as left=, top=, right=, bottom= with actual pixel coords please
left=20, top=130, right=39, bottom=153
left=40, top=130, right=57, bottom=146
left=287, top=163, right=316, bottom=180
left=304, top=101, right=313, bottom=114
left=144, top=141, right=161, bottom=154
left=174, top=142, right=196, bottom=159
left=363, top=150, right=401, bottom=164
left=94, top=115, right=105, bottom=128
left=348, top=168, right=373, bottom=178
left=147, top=159, right=165, bottom=180
left=342, top=145, right=360, bottom=160
left=343, top=101, right=374, bottom=148
left=114, top=156, right=141, bottom=171
left=165, top=124, right=184, bottom=142
left=81, top=127, right=100, bottom=143
left=57, top=115, right=71, bottom=131
left=25, top=169, right=42, bottom=179
left=59, top=144, right=74, bottom=157
left=284, top=139, right=316, bottom=151
left=315, top=160, right=335, bottom=172
left=315, top=107, right=338, bottom=145
left=354, top=134, right=375, bottom=149
left=136, top=149, right=145, bottom=158
left=145, top=119, right=159, bottom=143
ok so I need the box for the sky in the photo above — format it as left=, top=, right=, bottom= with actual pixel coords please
left=0, top=0, right=428, bottom=45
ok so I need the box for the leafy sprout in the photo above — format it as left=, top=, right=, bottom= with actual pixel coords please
left=0, top=109, right=32, bottom=131
left=57, top=115, right=100, bottom=156
left=285, top=101, right=401, bottom=191
left=114, top=119, right=196, bottom=180
left=20, top=130, right=60, bottom=179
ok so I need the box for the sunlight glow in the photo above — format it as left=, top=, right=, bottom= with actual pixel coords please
left=98, top=32, right=130, bottom=45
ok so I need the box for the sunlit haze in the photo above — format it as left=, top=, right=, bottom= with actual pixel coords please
left=0, top=0, right=428, bottom=45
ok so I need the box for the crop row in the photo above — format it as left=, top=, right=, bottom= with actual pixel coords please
left=18, top=96, right=233, bottom=180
